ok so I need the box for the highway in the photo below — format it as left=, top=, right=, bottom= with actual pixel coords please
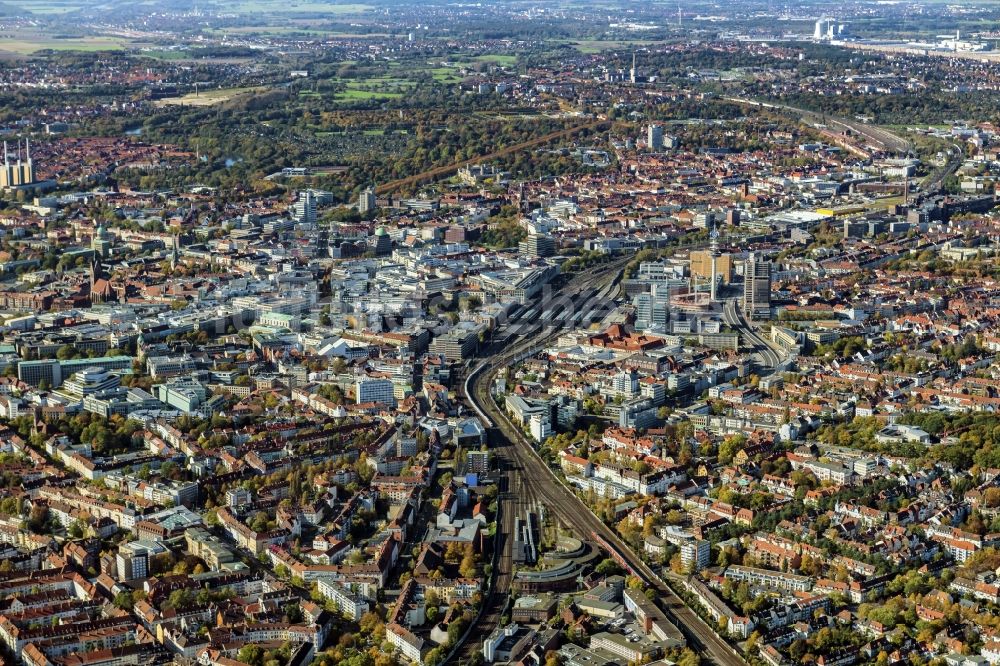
left=454, top=263, right=747, bottom=666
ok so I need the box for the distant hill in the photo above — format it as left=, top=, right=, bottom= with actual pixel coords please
left=0, top=2, right=27, bottom=16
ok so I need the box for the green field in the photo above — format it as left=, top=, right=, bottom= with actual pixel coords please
left=471, top=54, right=519, bottom=65
left=330, top=77, right=416, bottom=102
left=0, top=34, right=128, bottom=54
left=430, top=67, right=464, bottom=83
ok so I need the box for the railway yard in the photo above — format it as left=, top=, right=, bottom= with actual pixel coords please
left=452, top=259, right=748, bottom=666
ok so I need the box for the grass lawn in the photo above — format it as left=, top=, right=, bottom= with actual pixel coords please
left=329, top=77, right=415, bottom=102
left=431, top=68, right=463, bottom=83
left=864, top=196, right=906, bottom=211
left=334, top=88, right=404, bottom=101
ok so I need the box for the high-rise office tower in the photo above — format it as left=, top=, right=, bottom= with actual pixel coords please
left=691, top=251, right=732, bottom=288
left=647, top=124, right=663, bottom=151
left=633, top=284, right=670, bottom=331
left=709, top=224, right=720, bottom=302
left=359, top=187, right=376, bottom=214
left=519, top=233, right=556, bottom=258
left=744, top=252, right=772, bottom=318
left=373, top=226, right=392, bottom=256
left=291, top=191, right=317, bottom=225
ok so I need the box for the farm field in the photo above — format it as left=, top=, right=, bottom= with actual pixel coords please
left=0, top=33, right=128, bottom=55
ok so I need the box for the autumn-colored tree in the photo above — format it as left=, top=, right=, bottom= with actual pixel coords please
left=459, top=546, right=477, bottom=578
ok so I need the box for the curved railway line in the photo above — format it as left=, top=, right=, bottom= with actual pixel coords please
left=722, top=298, right=783, bottom=369
left=450, top=260, right=747, bottom=666
left=447, top=260, right=628, bottom=665
left=722, top=96, right=912, bottom=155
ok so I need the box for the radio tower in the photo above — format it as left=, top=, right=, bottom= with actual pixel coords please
left=709, top=222, right=720, bottom=302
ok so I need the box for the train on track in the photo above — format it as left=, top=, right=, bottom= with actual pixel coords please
left=591, top=531, right=642, bottom=578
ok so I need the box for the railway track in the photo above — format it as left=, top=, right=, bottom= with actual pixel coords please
left=722, top=298, right=783, bottom=369
left=724, top=97, right=970, bottom=197
left=920, top=142, right=964, bottom=194
left=467, top=357, right=746, bottom=666
left=722, top=96, right=912, bottom=155
left=447, top=261, right=628, bottom=665
left=456, top=261, right=746, bottom=666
